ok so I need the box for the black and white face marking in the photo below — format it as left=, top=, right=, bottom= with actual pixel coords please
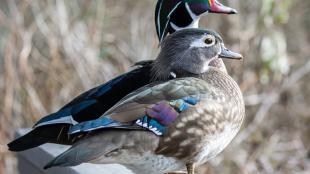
left=163, top=2, right=183, bottom=34
left=170, top=3, right=200, bottom=31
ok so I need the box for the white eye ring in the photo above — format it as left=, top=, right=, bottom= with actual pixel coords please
left=190, top=34, right=216, bottom=48
left=204, top=35, right=216, bottom=46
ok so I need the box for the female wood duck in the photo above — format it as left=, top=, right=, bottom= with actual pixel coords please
left=156, top=0, right=237, bottom=42
left=8, top=0, right=238, bottom=152
left=40, top=28, right=244, bottom=174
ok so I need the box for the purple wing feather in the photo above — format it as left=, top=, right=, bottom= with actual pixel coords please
left=68, top=97, right=199, bottom=136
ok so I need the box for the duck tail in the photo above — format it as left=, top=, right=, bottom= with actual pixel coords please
left=8, top=124, right=70, bottom=151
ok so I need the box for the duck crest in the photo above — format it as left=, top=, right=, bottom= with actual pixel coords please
left=155, top=0, right=237, bottom=42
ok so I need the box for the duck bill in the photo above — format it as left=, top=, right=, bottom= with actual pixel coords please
left=209, top=0, right=237, bottom=14
left=219, top=45, right=243, bottom=60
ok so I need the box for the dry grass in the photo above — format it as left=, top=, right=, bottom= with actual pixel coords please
left=0, top=0, right=309, bottom=174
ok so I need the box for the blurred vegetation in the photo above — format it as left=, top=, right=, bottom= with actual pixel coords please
left=0, top=0, right=309, bottom=173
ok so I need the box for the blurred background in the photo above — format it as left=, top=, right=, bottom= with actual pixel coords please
left=0, top=0, right=309, bottom=173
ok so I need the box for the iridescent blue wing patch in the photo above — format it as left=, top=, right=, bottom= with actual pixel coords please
left=68, top=97, right=199, bottom=136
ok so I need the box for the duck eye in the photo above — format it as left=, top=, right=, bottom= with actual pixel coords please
left=204, top=35, right=215, bottom=46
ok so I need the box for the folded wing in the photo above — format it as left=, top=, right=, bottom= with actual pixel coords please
left=67, top=78, right=206, bottom=136
left=8, top=63, right=153, bottom=151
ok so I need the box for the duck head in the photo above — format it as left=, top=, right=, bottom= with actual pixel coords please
left=155, top=0, right=237, bottom=42
left=152, top=28, right=242, bottom=80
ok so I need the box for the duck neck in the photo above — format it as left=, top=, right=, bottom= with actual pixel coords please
left=151, top=59, right=228, bottom=81
left=209, top=59, right=227, bottom=74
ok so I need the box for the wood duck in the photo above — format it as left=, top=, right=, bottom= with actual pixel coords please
left=156, top=0, right=237, bottom=42
left=41, top=28, right=244, bottom=174
left=8, top=1, right=238, bottom=152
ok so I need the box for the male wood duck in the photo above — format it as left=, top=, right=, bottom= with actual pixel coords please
left=156, top=0, right=237, bottom=42
left=40, top=28, right=244, bottom=174
left=8, top=0, right=238, bottom=152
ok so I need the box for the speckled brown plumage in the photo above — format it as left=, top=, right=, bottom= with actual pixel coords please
left=155, top=68, right=244, bottom=163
